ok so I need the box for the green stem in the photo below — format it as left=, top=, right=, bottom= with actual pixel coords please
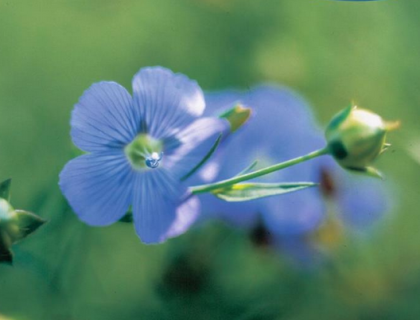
left=190, top=147, right=329, bottom=195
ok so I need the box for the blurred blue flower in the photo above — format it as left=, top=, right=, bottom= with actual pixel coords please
left=59, top=67, right=227, bottom=244
left=197, top=86, right=391, bottom=260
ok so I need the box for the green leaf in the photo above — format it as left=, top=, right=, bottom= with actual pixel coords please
left=0, top=179, right=12, bottom=201
left=235, top=160, right=258, bottom=176
left=9, top=210, right=47, bottom=242
left=212, top=182, right=317, bottom=202
left=180, top=134, right=222, bottom=181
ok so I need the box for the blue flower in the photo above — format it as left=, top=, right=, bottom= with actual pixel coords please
left=197, top=86, right=391, bottom=254
left=59, top=67, right=227, bottom=244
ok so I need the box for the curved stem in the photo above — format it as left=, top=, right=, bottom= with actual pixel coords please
left=190, top=147, right=329, bottom=195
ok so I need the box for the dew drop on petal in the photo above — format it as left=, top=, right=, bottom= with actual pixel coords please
left=145, top=152, right=163, bottom=169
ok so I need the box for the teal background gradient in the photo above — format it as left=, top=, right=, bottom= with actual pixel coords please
left=1, top=1, right=420, bottom=319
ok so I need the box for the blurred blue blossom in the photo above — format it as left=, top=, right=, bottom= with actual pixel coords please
left=59, top=67, right=227, bottom=244
left=197, top=86, right=391, bottom=261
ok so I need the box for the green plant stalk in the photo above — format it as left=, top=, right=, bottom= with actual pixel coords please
left=190, top=147, right=329, bottom=195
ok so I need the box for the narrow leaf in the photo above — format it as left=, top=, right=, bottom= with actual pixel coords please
left=0, top=179, right=12, bottom=201
left=212, top=182, right=317, bottom=202
left=181, top=134, right=222, bottom=181
left=236, top=160, right=258, bottom=176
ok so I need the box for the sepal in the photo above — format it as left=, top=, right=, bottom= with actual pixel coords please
left=8, top=210, right=47, bottom=242
left=0, top=179, right=12, bottom=201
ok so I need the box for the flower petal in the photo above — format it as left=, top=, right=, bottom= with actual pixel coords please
left=71, top=82, right=139, bottom=152
left=132, top=170, right=199, bottom=244
left=59, top=151, right=133, bottom=226
left=262, top=188, right=326, bottom=236
left=337, top=172, right=391, bottom=229
left=200, top=86, right=326, bottom=185
left=198, top=193, right=260, bottom=229
left=132, top=67, right=205, bottom=139
left=163, top=117, right=229, bottom=179
left=166, top=195, right=201, bottom=239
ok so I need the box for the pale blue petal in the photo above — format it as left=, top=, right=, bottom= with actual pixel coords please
left=201, top=86, right=326, bottom=184
left=166, top=195, right=201, bottom=239
left=59, top=151, right=134, bottom=226
left=71, top=82, right=139, bottom=152
left=204, top=85, right=325, bottom=159
left=262, top=188, right=326, bottom=236
left=337, top=172, right=391, bottom=229
left=198, top=193, right=260, bottom=229
left=163, top=117, right=229, bottom=179
left=132, top=170, right=199, bottom=244
left=132, top=67, right=205, bottom=139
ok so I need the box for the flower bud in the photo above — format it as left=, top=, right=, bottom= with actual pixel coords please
left=219, top=104, right=252, bottom=133
left=0, top=179, right=46, bottom=265
left=0, top=198, right=14, bottom=222
left=325, top=105, right=399, bottom=178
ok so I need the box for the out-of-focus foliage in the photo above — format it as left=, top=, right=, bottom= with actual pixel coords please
left=0, top=0, right=419, bottom=319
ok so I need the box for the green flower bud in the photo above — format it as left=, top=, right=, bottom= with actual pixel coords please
left=0, top=198, right=14, bottom=222
left=0, top=179, right=46, bottom=265
left=325, top=105, right=399, bottom=178
left=219, top=104, right=252, bottom=133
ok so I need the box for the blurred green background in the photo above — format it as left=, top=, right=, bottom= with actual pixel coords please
left=1, top=0, right=420, bottom=319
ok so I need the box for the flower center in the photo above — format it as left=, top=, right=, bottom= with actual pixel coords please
left=125, top=134, right=163, bottom=170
